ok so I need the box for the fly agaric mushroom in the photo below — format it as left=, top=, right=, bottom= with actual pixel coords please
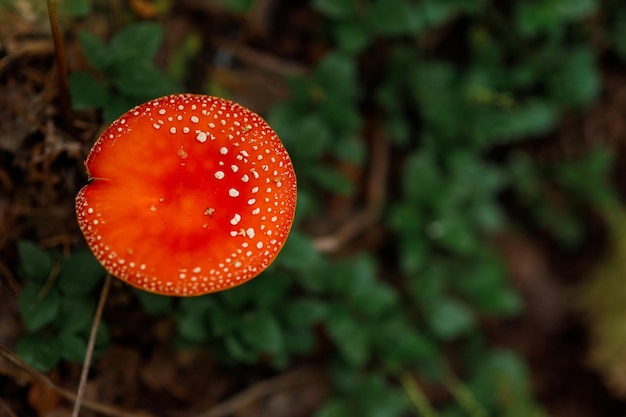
left=75, top=94, right=297, bottom=296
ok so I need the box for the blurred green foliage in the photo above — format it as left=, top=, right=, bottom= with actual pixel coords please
left=13, top=0, right=624, bottom=414
left=16, top=241, right=108, bottom=372
left=69, top=22, right=179, bottom=122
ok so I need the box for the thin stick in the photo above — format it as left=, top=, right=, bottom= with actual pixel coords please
left=195, top=367, right=321, bottom=417
left=441, top=368, right=487, bottom=417
left=399, top=372, right=440, bottom=417
left=0, top=344, right=152, bottom=417
left=312, top=127, right=389, bottom=253
left=72, top=273, right=113, bottom=417
left=46, top=0, right=72, bottom=128
left=0, top=399, right=19, bottom=417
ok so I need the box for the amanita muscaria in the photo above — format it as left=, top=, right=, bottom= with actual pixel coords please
left=76, top=94, right=297, bottom=296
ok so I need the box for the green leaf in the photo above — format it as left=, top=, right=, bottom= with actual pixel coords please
left=400, top=151, right=443, bottom=204
left=383, top=113, right=411, bottom=146
left=16, top=334, right=61, bottom=372
left=323, top=255, right=375, bottom=295
left=249, top=273, right=292, bottom=308
left=375, top=318, right=436, bottom=369
left=456, top=258, right=523, bottom=315
left=315, top=399, right=352, bottom=417
left=224, top=334, right=257, bottom=362
left=240, top=310, right=284, bottom=354
left=356, top=375, right=409, bottom=417
left=331, top=135, right=366, bottom=165
left=427, top=298, right=475, bottom=340
left=77, top=31, right=111, bottom=71
left=407, top=261, right=447, bottom=305
left=292, top=114, right=333, bottom=159
left=312, top=0, right=359, bottom=19
left=218, top=0, right=253, bottom=12
left=368, top=0, right=423, bottom=35
left=285, top=298, right=328, bottom=326
left=499, top=100, right=557, bottom=140
left=17, top=241, right=53, bottom=282
left=293, top=189, right=316, bottom=225
left=326, top=308, right=370, bottom=366
left=328, top=365, right=361, bottom=392
left=319, top=96, right=362, bottom=132
left=476, top=99, right=558, bottom=145
left=68, top=71, right=110, bottom=110
left=351, top=282, right=397, bottom=317
left=276, top=231, right=320, bottom=273
left=112, top=61, right=178, bottom=98
left=314, top=53, right=358, bottom=100
left=555, top=146, right=617, bottom=207
left=55, top=298, right=95, bottom=335
left=93, top=322, right=111, bottom=357
left=135, top=290, right=174, bottom=316
left=57, top=249, right=105, bottom=295
left=65, top=0, right=91, bottom=17
left=334, top=21, right=371, bottom=54
left=284, top=327, right=316, bottom=354
left=178, top=308, right=211, bottom=343
left=57, top=332, right=87, bottom=362
left=220, top=283, right=254, bottom=308
left=516, top=0, right=597, bottom=36
left=109, top=22, right=164, bottom=62
left=471, top=349, right=548, bottom=415
left=268, top=103, right=304, bottom=146
left=18, top=284, right=61, bottom=332
left=167, top=30, right=202, bottom=82
left=102, top=94, right=141, bottom=123
left=389, top=203, right=425, bottom=236
left=428, top=212, right=478, bottom=255
left=420, top=0, right=468, bottom=26
left=307, top=166, right=355, bottom=194
left=208, top=306, right=240, bottom=336
left=397, top=234, right=429, bottom=275
left=548, top=48, right=599, bottom=108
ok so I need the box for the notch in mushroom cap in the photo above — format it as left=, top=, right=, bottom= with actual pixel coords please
left=75, top=94, right=297, bottom=296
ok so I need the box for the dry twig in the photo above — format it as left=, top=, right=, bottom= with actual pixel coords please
left=46, top=0, right=71, bottom=129
left=313, top=129, right=390, bottom=253
left=195, top=367, right=323, bottom=417
left=0, top=39, right=53, bottom=73
left=0, top=398, right=19, bottom=417
left=0, top=342, right=322, bottom=417
left=0, top=261, right=21, bottom=296
left=71, top=273, right=112, bottom=417
left=209, top=35, right=308, bottom=77
left=0, top=344, right=153, bottom=417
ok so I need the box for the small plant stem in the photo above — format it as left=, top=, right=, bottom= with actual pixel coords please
left=72, top=273, right=112, bottom=417
left=441, top=369, right=487, bottom=417
left=399, top=372, right=440, bottom=417
left=46, top=0, right=72, bottom=128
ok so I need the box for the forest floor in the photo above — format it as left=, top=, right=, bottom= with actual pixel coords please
left=3, top=1, right=626, bottom=416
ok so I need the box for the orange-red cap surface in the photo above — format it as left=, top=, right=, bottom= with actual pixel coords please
left=76, top=94, right=297, bottom=296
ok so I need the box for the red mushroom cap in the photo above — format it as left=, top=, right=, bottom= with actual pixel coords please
left=75, top=94, right=297, bottom=296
